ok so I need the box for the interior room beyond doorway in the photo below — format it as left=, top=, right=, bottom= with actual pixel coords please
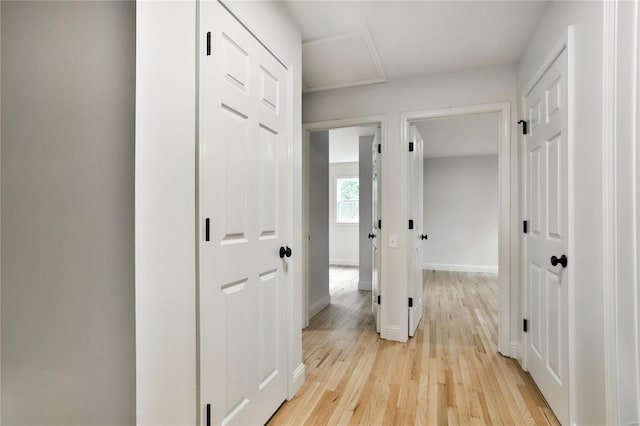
left=307, top=125, right=378, bottom=322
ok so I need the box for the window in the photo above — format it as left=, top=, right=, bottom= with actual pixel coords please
left=336, top=177, right=359, bottom=223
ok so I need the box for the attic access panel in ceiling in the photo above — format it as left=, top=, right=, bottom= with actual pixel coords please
left=302, top=32, right=387, bottom=93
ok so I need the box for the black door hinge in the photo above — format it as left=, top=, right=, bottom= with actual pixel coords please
left=518, top=119, right=528, bottom=135
left=206, top=32, right=212, bottom=56
left=206, top=403, right=211, bottom=426
left=205, top=218, right=210, bottom=241
left=377, top=295, right=381, bottom=305
left=408, top=219, right=414, bottom=230
left=378, top=219, right=382, bottom=229
left=408, top=297, right=413, bottom=308
left=377, top=144, right=381, bottom=154
left=523, top=319, right=528, bottom=333
left=523, top=220, right=528, bottom=234
left=409, top=142, right=414, bottom=152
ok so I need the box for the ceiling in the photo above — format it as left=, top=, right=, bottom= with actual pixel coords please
left=281, top=1, right=547, bottom=92
left=415, top=113, right=499, bottom=158
left=329, top=126, right=377, bottom=163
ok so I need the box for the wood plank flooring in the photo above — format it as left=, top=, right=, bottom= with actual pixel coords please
left=269, top=269, right=559, bottom=425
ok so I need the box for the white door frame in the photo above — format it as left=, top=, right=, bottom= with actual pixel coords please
left=301, top=115, right=387, bottom=328
left=520, top=28, right=575, bottom=425
left=401, top=102, right=513, bottom=356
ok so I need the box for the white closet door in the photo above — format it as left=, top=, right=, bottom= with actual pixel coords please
left=199, top=2, right=290, bottom=424
left=371, top=128, right=381, bottom=332
left=524, top=47, right=569, bottom=426
left=408, top=125, right=424, bottom=337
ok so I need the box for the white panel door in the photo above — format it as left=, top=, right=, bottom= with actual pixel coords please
left=371, top=128, right=381, bottom=333
left=408, top=125, right=424, bottom=337
left=524, top=48, right=569, bottom=426
left=199, top=2, right=289, bottom=425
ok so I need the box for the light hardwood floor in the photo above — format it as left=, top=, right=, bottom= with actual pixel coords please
left=270, top=268, right=559, bottom=425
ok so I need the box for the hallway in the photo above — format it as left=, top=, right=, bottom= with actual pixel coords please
left=270, top=271, right=558, bottom=425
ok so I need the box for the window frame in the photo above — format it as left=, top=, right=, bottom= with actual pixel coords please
left=335, top=176, right=360, bottom=224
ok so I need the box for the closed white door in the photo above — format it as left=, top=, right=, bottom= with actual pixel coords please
left=408, top=125, right=424, bottom=337
left=524, top=48, right=569, bottom=425
left=199, top=2, right=290, bottom=425
left=371, top=128, right=381, bottom=333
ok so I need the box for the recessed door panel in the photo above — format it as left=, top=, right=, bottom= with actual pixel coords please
left=546, top=269, right=562, bottom=383
left=529, top=148, right=542, bottom=235
left=547, top=134, right=562, bottom=239
left=260, top=66, right=279, bottom=112
left=221, top=104, right=249, bottom=244
left=258, top=125, right=278, bottom=239
left=222, top=32, right=249, bottom=92
left=258, top=270, right=279, bottom=389
left=221, top=279, right=249, bottom=421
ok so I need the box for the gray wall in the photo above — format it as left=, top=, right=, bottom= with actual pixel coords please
left=358, top=135, right=373, bottom=290
left=308, top=131, right=330, bottom=319
left=422, top=155, right=499, bottom=272
left=1, top=2, right=135, bottom=424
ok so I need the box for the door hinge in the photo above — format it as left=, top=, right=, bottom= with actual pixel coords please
left=408, top=297, right=413, bottom=308
left=409, top=141, right=414, bottom=152
left=206, top=403, right=211, bottom=426
left=377, top=144, right=381, bottom=154
left=408, top=219, right=414, bottom=230
left=523, top=319, right=528, bottom=333
left=206, top=32, right=212, bottom=56
left=523, top=220, right=528, bottom=234
left=517, top=119, right=528, bottom=135
left=377, top=295, right=381, bottom=305
left=205, top=218, right=210, bottom=241
left=378, top=219, right=382, bottom=229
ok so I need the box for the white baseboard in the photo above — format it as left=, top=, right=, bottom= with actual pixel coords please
left=358, top=280, right=372, bottom=291
left=289, top=362, right=305, bottom=400
left=381, top=325, right=405, bottom=342
left=422, top=262, right=498, bottom=274
left=329, top=258, right=359, bottom=267
left=308, top=295, right=330, bottom=319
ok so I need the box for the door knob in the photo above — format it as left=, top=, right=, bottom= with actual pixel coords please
left=368, top=233, right=375, bottom=239
left=550, top=254, right=568, bottom=268
left=279, top=246, right=286, bottom=258
left=285, top=246, right=292, bottom=258
left=420, top=234, right=428, bottom=240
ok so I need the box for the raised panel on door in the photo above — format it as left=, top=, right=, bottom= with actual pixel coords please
left=199, top=2, right=289, bottom=425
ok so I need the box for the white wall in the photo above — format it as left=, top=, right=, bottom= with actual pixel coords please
left=517, top=2, right=606, bottom=424
left=308, top=131, right=330, bottom=319
left=136, top=1, right=303, bottom=423
left=358, top=135, right=374, bottom=290
left=136, top=2, right=196, bottom=424
left=422, top=155, right=498, bottom=273
left=2, top=2, right=135, bottom=423
left=304, top=64, right=519, bottom=342
left=329, top=162, right=360, bottom=266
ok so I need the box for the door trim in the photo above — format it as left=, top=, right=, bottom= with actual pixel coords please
left=401, top=102, right=513, bottom=357
left=520, top=27, right=575, bottom=426
left=301, top=115, right=387, bottom=328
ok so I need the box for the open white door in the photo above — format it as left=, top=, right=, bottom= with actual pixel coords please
left=199, top=2, right=290, bottom=424
left=524, top=47, right=569, bottom=425
left=371, top=128, right=381, bottom=333
left=408, top=125, right=424, bottom=337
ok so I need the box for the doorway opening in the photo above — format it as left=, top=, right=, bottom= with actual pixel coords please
left=302, top=116, right=385, bottom=330
left=402, top=102, right=514, bottom=355
left=306, top=125, right=380, bottom=328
